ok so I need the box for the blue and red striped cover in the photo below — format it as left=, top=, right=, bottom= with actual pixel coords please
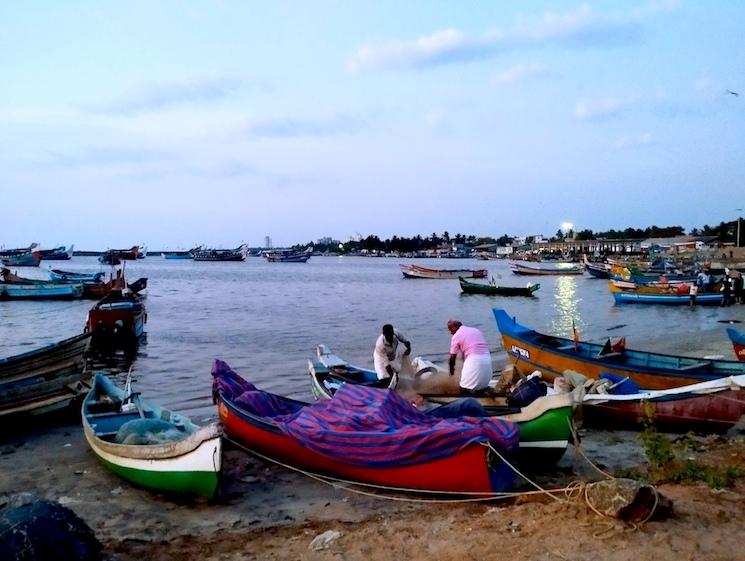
left=213, top=359, right=519, bottom=468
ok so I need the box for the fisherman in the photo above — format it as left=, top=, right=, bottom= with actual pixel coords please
left=373, top=324, right=411, bottom=380
left=447, top=320, right=492, bottom=395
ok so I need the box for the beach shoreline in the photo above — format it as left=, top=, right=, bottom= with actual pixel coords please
left=2, top=319, right=745, bottom=560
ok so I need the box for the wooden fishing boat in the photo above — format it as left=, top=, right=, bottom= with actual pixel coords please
left=213, top=359, right=518, bottom=494
left=86, top=290, right=146, bottom=353
left=39, top=245, right=74, bottom=260
left=161, top=247, right=200, bottom=260
left=582, top=255, right=611, bottom=279
left=308, top=344, right=399, bottom=400
left=98, top=251, right=121, bottom=265
left=493, top=308, right=745, bottom=389
left=459, top=277, right=540, bottom=296
left=0, top=281, right=84, bottom=300
left=49, top=269, right=106, bottom=283
left=82, top=373, right=221, bottom=498
left=0, top=243, right=38, bottom=259
left=308, top=346, right=577, bottom=465
left=1, top=250, right=41, bottom=267
left=581, top=375, right=745, bottom=433
left=608, top=281, right=723, bottom=305
left=727, top=328, right=745, bottom=362
left=509, top=261, right=583, bottom=275
left=263, top=246, right=312, bottom=263
left=0, top=332, right=91, bottom=421
left=192, top=244, right=247, bottom=262
left=400, top=264, right=488, bottom=279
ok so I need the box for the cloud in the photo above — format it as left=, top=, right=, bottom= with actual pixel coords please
left=575, top=89, right=666, bottom=120
left=346, top=2, right=676, bottom=72
left=246, top=115, right=364, bottom=138
left=493, top=62, right=550, bottom=85
left=614, top=132, right=654, bottom=149
left=97, top=76, right=248, bottom=115
left=43, top=146, right=174, bottom=169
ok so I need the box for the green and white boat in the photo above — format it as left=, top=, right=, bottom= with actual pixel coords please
left=82, top=373, right=221, bottom=499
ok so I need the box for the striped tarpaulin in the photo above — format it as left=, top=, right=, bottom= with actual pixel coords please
left=212, top=359, right=519, bottom=468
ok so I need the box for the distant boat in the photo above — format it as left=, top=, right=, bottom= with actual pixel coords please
left=162, top=246, right=200, bottom=260
left=1, top=250, right=41, bottom=267
left=509, top=261, right=583, bottom=275
left=39, top=245, right=74, bottom=260
left=99, top=245, right=143, bottom=264
left=263, top=246, right=313, bottom=263
left=399, top=264, right=488, bottom=279
left=192, top=244, right=247, bottom=262
left=0, top=332, right=91, bottom=422
left=49, top=269, right=106, bottom=283
left=459, top=277, right=540, bottom=296
left=0, top=243, right=38, bottom=259
left=82, top=373, right=221, bottom=498
left=582, top=255, right=611, bottom=279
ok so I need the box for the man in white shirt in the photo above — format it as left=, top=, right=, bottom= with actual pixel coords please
left=373, top=324, right=411, bottom=380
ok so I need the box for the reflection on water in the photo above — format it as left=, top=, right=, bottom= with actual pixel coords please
left=550, top=276, right=581, bottom=336
left=1, top=257, right=743, bottom=420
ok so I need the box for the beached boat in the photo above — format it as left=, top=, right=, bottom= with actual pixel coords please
left=192, top=244, right=247, bottom=262
left=86, top=290, right=146, bottom=353
left=493, top=308, right=745, bottom=389
left=307, top=344, right=399, bottom=400
left=727, top=328, right=745, bottom=362
left=581, top=375, right=745, bottom=433
left=0, top=332, right=91, bottom=421
left=399, top=264, right=488, bottom=279
left=213, top=359, right=518, bottom=494
left=82, top=373, right=221, bottom=498
left=39, top=245, right=74, bottom=260
left=263, top=246, right=312, bottom=263
left=509, top=261, right=583, bottom=275
left=459, top=277, right=540, bottom=296
left=307, top=346, right=577, bottom=465
left=608, top=281, right=723, bottom=305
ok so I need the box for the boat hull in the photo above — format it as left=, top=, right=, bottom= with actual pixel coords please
left=459, top=277, right=539, bottom=296
left=727, top=328, right=745, bottom=362
left=509, top=262, right=583, bottom=275
left=400, top=264, right=487, bottom=279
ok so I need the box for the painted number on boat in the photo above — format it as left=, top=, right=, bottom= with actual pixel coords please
left=510, top=345, right=530, bottom=359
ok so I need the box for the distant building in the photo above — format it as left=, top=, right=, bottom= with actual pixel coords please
left=264, top=236, right=272, bottom=249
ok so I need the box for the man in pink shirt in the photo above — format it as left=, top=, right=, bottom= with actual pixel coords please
left=447, top=320, right=492, bottom=394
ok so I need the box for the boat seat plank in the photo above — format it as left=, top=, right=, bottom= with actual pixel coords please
left=556, top=344, right=576, bottom=351
left=597, top=352, right=623, bottom=359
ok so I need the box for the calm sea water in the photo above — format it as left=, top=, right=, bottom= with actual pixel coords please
left=2, top=256, right=743, bottom=420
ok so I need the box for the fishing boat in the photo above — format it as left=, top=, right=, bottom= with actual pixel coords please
left=49, top=269, right=106, bottom=283
left=608, top=281, right=723, bottom=305
left=213, top=359, right=518, bottom=494
left=39, top=245, right=74, bottom=260
left=263, top=246, right=312, bottom=263
left=82, top=373, right=221, bottom=498
left=0, top=243, right=38, bottom=259
left=0, top=280, right=84, bottom=300
left=307, top=344, right=398, bottom=400
left=582, top=255, right=611, bottom=279
left=493, top=308, right=745, bottom=389
left=459, top=277, right=540, bottom=296
left=509, top=261, right=583, bottom=275
left=98, top=245, right=143, bottom=265
left=86, top=290, right=146, bottom=353
left=99, top=251, right=121, bottom=265
left=581, top=375, right=745, bottom=433
left=308, top=346, right=577, bottom=465
left=1, top=250, right=41, bottom=267
left=0, top=333, right=91, bottom=421
left=727, top=328, right=745, bottom=362
left=192, top=244, right=247, bottom=262
left=161, top=246, right=200, bottom=260
left=399, top=264, right=488, bottom=279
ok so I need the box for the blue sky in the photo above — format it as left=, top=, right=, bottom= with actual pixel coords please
left=2, top=1, right=744, bottom=249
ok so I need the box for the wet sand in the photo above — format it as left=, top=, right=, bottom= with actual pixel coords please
left=2, top=322, right=745, bottom=560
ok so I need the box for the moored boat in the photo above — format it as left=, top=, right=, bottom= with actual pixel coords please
left=86, top=290, right=146, bottom=353
left=307, top=344, right=398, bottom=400
left=493, top=308, right=745, bottom=389
left=0, top=332, right=91, bottom=422
left=263, top=246, right=312, bottom=263
left=193, top=244, right=247, bottom=262
left=39, top=245, right=74, bottom=260
left=608, top=281, right=723, bottom=305
left=509, top=261, right=583, bottom=275
left=582, top=255, right=611, bottom=279
left=1, top=250, right=41, bottom=267
left=459, top=277, right=540, bottom=296
left=82, top=373, right=221, bottom=498
left=400, top=264, right=488, bottom=279
left=213, top=359, right=519, bottom=494
left=0, top=280, right=84, bottom=300
left=727, top=328, right=745, bottom=362
left=49, top=269, right=106, bottom=283
left=162, top=246, right=200, bottom=260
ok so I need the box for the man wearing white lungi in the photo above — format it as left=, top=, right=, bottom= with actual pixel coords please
left=447, top=320, right=492, bottom=394
left=373, top=324, right=411, bottom=380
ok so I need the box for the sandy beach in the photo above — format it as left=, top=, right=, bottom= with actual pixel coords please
left=2, top=322, right=745, bottom=560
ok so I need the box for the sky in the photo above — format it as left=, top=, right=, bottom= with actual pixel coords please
left=2, top=0, right=745, bottom=250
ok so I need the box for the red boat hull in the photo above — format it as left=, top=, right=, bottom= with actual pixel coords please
left=217, top=397, right=504, bottom=494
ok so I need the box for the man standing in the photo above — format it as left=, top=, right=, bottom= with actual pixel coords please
left=447, top=320, right=492, bottom=394
left=373, top=324, right=411, bottom=380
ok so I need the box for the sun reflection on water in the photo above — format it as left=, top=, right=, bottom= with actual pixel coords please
left=550, top=276, right=581, bottom=337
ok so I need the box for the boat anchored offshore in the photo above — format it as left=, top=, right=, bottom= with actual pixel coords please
left=399, top=264, right=487, bottom=279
